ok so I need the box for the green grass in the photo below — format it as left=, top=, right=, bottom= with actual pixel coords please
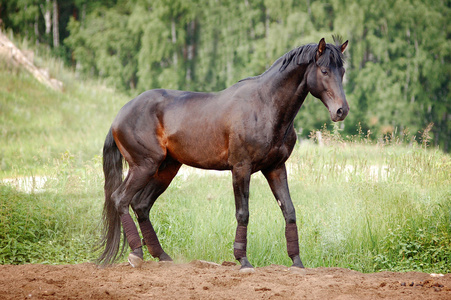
left=0, top=50, right=127, bottom=176
left=1, top=143, right=449, bottom=273
left=0, top=46, right=450, bottom=273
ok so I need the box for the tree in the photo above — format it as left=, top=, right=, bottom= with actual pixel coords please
left=66, top=4, right=140, bottom=90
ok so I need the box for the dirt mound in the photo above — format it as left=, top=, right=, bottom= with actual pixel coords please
left=0, top=31, right=62, bottom=91
left=0, top=261, right=449, bottom=299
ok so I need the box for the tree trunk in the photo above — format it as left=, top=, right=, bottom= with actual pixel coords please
left=81, top=3, right=86, bottom=28
left=34, top=13, right=39, bottom=45
left=52, top=0, right=59, bottom=47
left=171, top=18, right=177, bottom=67
left=185, top=20, right=196, bottom=84
left=265, top=7, right=270, bottom=68
left=40, top=0, right=51, bottom=35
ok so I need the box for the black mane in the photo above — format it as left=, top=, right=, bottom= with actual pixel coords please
left=239, top=41, right=344, bottom=83
left=279, top=43, right=345, bottom=72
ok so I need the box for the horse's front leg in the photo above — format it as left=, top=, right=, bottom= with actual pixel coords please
left=231, top=163, right=254, bottom=272
left=262, top=164, right=304, bottom=268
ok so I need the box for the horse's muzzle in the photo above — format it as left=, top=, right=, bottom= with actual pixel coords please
left=331, top=104, right=349, bottom=122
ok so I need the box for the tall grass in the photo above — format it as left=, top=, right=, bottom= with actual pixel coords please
left=0, top=44, right=449, bottom=272
left=1, top=139, right=449, bottom=272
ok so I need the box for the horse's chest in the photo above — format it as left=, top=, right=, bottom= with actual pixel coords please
left=250, top=132, right=296, bottom=169
left=263, top=142, right=292, bottom=164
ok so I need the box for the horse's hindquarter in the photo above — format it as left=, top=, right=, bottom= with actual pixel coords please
left=111, top=91, right=170, bottom=166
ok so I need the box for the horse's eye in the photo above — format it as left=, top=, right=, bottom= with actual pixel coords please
left=321, top=69, right=328, bottom=75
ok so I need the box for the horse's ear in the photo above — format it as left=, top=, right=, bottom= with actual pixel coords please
left=341, top=40, right=348, bottom=53
left=318, top=38, right=326, bottom=56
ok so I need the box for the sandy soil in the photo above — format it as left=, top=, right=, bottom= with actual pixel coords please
left=0, top=260, right=449, bottom=299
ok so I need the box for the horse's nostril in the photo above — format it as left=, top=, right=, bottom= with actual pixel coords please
left=337, top=108, right=343, bottom=117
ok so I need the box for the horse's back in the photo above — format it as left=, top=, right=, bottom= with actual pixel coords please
left=112, top=89, right=215, bottom=127
left=111, top=84, right=290, bottom=171
left=111, top=88, right=233, bottom=169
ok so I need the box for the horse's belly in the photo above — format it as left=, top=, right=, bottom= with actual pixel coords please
left=166, top=137, right=230, bottom=170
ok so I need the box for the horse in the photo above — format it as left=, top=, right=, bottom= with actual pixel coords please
left=98, top=37, right=349, bottom=271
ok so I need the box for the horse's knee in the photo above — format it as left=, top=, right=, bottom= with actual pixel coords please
left=235, top=210, right=249, bottom=226
left=285, top=215, right=296, bottom=224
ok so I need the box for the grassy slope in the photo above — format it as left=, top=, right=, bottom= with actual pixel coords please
left=0, top=54, right=127, bottom=176
left=0, top=49, right=450, bottom=272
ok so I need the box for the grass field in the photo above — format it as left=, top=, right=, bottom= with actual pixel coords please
left=1, top=49, right=450, bottom=273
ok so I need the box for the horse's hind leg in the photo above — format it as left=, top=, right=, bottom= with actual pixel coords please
left=111, top=139, right=166, bottom=267
left=111, top=161, right=162, bottom=267
left=131, top=157, right=181, bottom=262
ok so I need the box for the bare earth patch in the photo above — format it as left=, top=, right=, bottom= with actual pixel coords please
left=0, top=261, right=449, bottom=299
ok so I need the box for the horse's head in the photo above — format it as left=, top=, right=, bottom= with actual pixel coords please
left=306, top=38, right=349, bottom=122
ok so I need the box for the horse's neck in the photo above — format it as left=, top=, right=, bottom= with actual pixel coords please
left=260, top=64, right=309, bottom=127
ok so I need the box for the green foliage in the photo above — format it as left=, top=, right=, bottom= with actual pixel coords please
left=374, top=224, right=451, bottom=273
left=66, top=7, right=140, bottom=90
left=0, top=160, right=103, bottom=264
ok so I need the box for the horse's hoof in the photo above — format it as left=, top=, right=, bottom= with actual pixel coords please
left=158, top=252, right=173, bottom=262
left=288, top=266, right=306, bottom=275
left=291, top=255, right=305, bottom=268
left=239, top=266, right=256, bottom=273
left=128, top=253, right=144, bottom=268
left=238, top=257, right=255, bottom=273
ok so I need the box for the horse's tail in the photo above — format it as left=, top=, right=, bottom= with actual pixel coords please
left=97, top=127, right=126, bottom=265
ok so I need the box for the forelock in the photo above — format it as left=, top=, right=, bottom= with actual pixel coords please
left=316, top=44, right=345, bottom=68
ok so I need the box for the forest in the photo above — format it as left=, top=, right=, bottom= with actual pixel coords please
left=1, top=0, right=450, bottom=150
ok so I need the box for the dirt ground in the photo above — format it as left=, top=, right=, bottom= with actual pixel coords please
left=0, top=260, right=450, bottom=299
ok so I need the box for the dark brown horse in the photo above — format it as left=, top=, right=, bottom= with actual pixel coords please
left=99, top=38, right=349, bottom=271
